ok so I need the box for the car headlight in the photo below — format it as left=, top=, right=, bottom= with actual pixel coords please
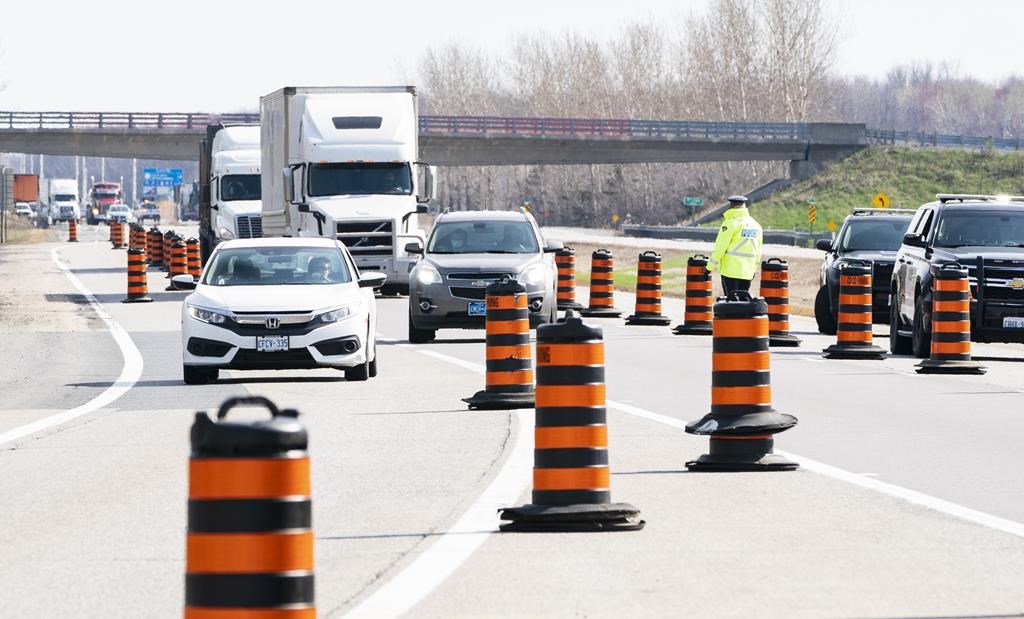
left=218, top=227, right=236, bottom=240
left=520, top=263, right=547, bottom=286
left=416, top=264, right=442, bottom=285
left=318, top=306, right=353, bottom=323
left=187, top=305, right=228, bottom=324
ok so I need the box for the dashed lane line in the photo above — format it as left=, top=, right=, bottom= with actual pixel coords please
left=0, top=248, right=143, bottom=448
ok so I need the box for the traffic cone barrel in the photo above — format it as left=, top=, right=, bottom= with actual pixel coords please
left=185, top=397, right=315, bottom=618
left=685, top=291, right=798, bottom=471
left=823, top=262, right=886, bottom=359
left=917, top=263, right=986, bottom=374
left=673, top=255, right=713, bottom=335
left=122, top=248, right=153, bottom=303
left=133, top=224, right=146, bottom=252
left=463, top=278, right=535, bottom=410
left=110, top=221, right=125, bottom=249
left=128, top=224, right=138, bottom=250
left=579, top=249, right=622, bottom=318
left=760, top=258, right=801, bottom=347
left=148, top=227, right=164, bottom=267
left=187, top=238, right=202, bottom=279
left=625, top=251, right=672, bottom=326
left=67, top=219, right=78, bottom=243
left=167, top=239, right=190, bottom=290
left=499, top=312, right=643, bottom=532
left=163, top=230, right=176, bottom=271
left=555, top=247, right=583, bottom=311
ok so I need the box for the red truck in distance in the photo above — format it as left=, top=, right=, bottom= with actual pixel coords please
left=87, top=182, right=122, bottom=225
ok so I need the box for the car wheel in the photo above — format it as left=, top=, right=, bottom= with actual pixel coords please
left=814, top=286, right=837, bottom=335
left=346, top=358, right=370, bottom=381
left=911, top=296, right=931, bottom=359
left=408, top=311, right=436, bottom=344
left=889, top=298, right=912, bottom=355
left=183, top=365, right=217, bottom=385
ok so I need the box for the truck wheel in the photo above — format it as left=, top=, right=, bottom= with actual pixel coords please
left=408, top=311, right=435, bottom=344
left=911, top=297, right=931, bottom=359
left=889, top=301, right=912, bottom=355
left=814, top=286, right=837, bottom=335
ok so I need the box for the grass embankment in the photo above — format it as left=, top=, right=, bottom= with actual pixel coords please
left=747, top=148, right=1024, bottom=231
left=1, top=216, right=52, bottom=244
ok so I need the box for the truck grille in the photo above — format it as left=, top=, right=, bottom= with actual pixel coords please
left=236, top=216, right=263, bottom=239
left=337, top=220, right=393, bottom=257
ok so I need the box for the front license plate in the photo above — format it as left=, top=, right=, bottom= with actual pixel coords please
left=1003, top=317, right=1024, bottom=329
left=468, top=301, right=487, bottom=316
left=256, top=335, right=289, bottom=352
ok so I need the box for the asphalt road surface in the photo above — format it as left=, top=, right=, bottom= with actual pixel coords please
left=2, top=224, right=1023, bottom=618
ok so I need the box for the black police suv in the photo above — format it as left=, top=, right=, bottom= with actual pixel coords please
left=814, top=209, right=915, bottom=335
left=890, top=194, right=1024, bottom=357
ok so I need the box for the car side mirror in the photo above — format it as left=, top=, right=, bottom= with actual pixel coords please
left=358, top=272, right=387, bottom=289
left=543, top=240, right=565, bottom=253
left=903, top=232, right=925, bottom=248
left=171, top=274, right=197, bottom=290
left=404, top=242, right=424, bottom=255
left=815, top=239, right=833, bottom=252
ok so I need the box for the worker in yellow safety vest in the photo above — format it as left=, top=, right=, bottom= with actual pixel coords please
left=708, top=195, right=763, bottom=295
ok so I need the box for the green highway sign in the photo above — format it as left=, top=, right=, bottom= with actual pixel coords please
left=682, top=196, right=704, bottom=207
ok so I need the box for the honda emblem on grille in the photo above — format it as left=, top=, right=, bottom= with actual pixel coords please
left=265, top=317, right=281, bottom=329
left=1012, top=278, right=1024, bottom=290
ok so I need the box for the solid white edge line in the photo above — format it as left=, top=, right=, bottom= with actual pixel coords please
left=343, top=350, right=531, bottom=619
left=0, top=248, right=143, bottom=447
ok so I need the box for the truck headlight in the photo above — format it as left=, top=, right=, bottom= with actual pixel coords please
left=521, top=264, right=547, bottom=287
left=416, top=264, right=442, bottom=285
left=218, top=227, right=236, bottom=240
left=187, top=305, right=228, bottom=324
left=318, top=306, right=353, bottom=323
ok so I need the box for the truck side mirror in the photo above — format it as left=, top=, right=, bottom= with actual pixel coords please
left=815, top=239, right=833, bottom=252
left=416, top=204, right=429, bottom=214
left=282, top=168, right=295, bottom=204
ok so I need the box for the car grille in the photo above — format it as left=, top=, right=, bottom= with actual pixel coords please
left=230, top=348, right=317, bottom=369
left=236, top=216, right=263, bottom=239
left=449, top=287, right=488, bottom=301
left=337, top=220, right=393, bottom=257
left=447, top=272, right=514, bottom=280
left=966, top=259, right=1024, bottom=300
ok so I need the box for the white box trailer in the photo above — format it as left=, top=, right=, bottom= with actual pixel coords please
left=259, top=86, right=436, bottom=294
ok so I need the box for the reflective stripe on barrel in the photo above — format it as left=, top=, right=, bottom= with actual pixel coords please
left=555, top=247, right=578, bottom=308
left=485, top=288, right=533, bottom=393
left=587, top=249, right=615, bottom=308
left=533, top=325, right=609, bottom=506
left=760, top=259, right=791, bottom=335
left=187, top=238, right=202, bottom=278
left=68, top=219, right=78, bottom=242
left=163, top=231, right=175, bottom=269
left=836, top=264, right=874, bottom=345
left=931, top=266, right=973, bottom=360
left=711, top=314, right=771, bottom=415
left=633, top=251, right=664, bottom=316
left=125, top=248, right=149, bottom=299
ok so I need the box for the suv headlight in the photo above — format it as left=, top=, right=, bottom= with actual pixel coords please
left=187, top=305, right=228, bottom=324
left=416, top=264, right=442, bottom=285
left=318, top=306, right=353, bottom=323
left=520, top=263, right=548, bottom=287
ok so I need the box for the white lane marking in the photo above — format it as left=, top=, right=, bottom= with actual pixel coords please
left=0, top=248, right=143, bottom=448
left=341, top=350, right=532, bottom=619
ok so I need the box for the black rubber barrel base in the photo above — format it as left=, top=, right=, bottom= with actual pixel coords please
left=122, top=296, right=153, bottom=304
left=686, top=410, right=798, bottom=435
left=916, top=358, right=987, bottom=375
left=672, top=323, right=713, bottom=336
left=67, top=239, right=78, bottom=243
left=499, top=502, right=645, bottom=532
left=624, top=314, right=672, bottom=326
left=578, top=307, right=622, bottom=318
left=463, top=390, right=535, bottom=410
left=557, top=301, right=584, bottom=311
left=686, top=452, right=799, bottom=472
left=822, top=343, right=887, bottom=359
left=769, top=333, right=802, bottom=347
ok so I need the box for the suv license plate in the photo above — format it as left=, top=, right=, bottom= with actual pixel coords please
left=1003, top=317, right=1024, bottom=329
left=468, top=302, right=487, bottom=316
left=256, top=335, right=289, bottom=352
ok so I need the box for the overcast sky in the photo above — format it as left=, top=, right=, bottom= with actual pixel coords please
left=0, top=0, right=1021, bottom=113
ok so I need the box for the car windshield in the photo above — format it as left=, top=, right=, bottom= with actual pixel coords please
left=934, top=209, right=1024, bottom=248
left=428, top=220, right=540, bottom=254
left=838, top=219, right=910, bottom=251
left=202, top=246, right=352, bottom=286
left=220, top=174, right=261, bottom=202
left=308, top=162, right=412, bottom=197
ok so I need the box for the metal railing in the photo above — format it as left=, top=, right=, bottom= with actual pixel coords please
left=866, top=129, right=1024, bottom=151
left=0, top=111, right=259, bottom=130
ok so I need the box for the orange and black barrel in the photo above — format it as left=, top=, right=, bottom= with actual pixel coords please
left=110, top=221, right=125, bottom=249
left=555, top=247, right=583, bottom=311
left=166, top=238, right=190, bottom=290
left=463, top=277, right=535, bottom=410
left=685, top=291, right=798, bottom=471
left=673, top=255, right=713, bottom=335
left=917, top=262, right=986, bottom=374
left=128, top=223, right=139, bottom=250
left=122, top=248, right=153, bottom=304
left=625, top=251, right=672, bottom=326
left=822, top=261, right=886, bottom=359
left=67, top=218, right=78, bottom=243
left=579, top=249, right=622, bottom=318
left=185, top=396, right=315, bottom=619
left=499, top=312, right=643, bottom=532
left=133, top=224, right=147, bottom=252
left=148, top=227, right=164, bottom=267
left=186, top=238, right=202, bottom=279
left=759, top=258, right=801, bottom=347
left=162, top=230, right=177, bottom=272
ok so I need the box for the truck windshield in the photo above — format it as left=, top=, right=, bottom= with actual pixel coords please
left=839, top=219, right=910, bottom=251
left=428, top=221, right=539, bottom=254
left=308, top=162, right=412, bottom=197
left=203, top=246, right=352, bottom=286
left=220, top=174, right=261, bottom=202
left=934, top=210, right=1024, bottom=247
left=53, top=194, right=77, bottom=202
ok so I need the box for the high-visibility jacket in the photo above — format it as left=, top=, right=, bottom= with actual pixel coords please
left=708, top=206, right=763, bottom=280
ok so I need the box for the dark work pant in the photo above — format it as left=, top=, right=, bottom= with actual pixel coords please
left=721, top=275, right=752, bottom=297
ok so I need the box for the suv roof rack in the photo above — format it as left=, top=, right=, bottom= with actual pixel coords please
left=851, top=208, right=917, bottom=216
left=936, top=193, right=1024, bottom=203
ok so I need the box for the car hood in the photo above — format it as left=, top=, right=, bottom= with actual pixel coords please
left=189, top=283, right=357, bottom=312
left=425, top=253, right=544, bottom=273
left=837, top=250, right=898, bottom=262
left=932, top=246, right=1024, bottom=263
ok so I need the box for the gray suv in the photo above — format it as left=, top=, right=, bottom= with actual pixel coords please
left=406, top=209, right=562, bottom=343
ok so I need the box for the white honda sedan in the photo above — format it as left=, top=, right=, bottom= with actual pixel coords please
left=176, top=238, right=385, bottom=384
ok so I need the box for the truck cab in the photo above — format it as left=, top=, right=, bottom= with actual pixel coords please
left=198, top=125, right=263, bottom=263
left=49, top=179, right=80, bottom=223
left=87, top=182, right=122, bottom=225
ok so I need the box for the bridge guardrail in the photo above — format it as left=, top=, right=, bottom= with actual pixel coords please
left=418, top=116, right=811, bottom=140
left=866, top=129, right=1023, bottom=151
left=0, top=111, right=259, bottom=130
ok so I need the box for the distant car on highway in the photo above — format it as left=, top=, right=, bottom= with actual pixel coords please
left=136, top=202, right=161, bottom=224
left=14, top=202, right=34, bottom=217
left=814, top=208, right=915, bottom=334
left=406, top=208, right=561, bottom=343
left=175, top=237, right=386, bottom=384
left=106, top=203, right=135, bottom=224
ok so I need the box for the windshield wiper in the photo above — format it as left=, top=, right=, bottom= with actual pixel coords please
left=483, top=250, right=525, bottom=254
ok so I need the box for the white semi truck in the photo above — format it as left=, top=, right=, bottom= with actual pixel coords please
left=48, top=179, right=79, bottom=223
left=198, top=124, right=263, bottom=263
left=259, top=86, right=436, bottom=295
